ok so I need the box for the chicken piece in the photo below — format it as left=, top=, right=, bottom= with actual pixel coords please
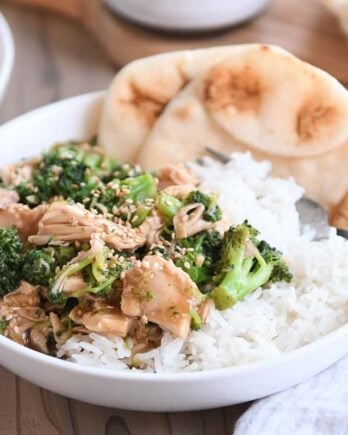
left=49, top=312, right=70, bottom=345
left=331, top=191, right=348, bottom=230
left=62, top=274, right=86, bottom=296
left=162, top=184, right=196, bottom=199
left=131, top=321, right=162, bottom=353
left=0, top=203, right=47, bottom=240
left=0, top=188, right=19, bottom=207
left=28, top=328, right=49, bottom=354
left=0, top=158, right=38, bottom=187
left=157, top=163, right=199, bottom=190
left=69, top=301, right=134, bottom=337
left=3, top=281, right=40, bottom=307
left=198, top=299, right=214, bottom=323
left=139, top=212, right=163, bottom=247
left=29, top=202, right=146, bottom=250
left=173, top=203, right=229, bottom=239
left=121, top=255, right=204, bottom=339
left=0, top=304, right=47, bottom=345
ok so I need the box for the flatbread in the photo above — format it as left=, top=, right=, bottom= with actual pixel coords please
left=98, top=45, right=264, bottom=163
left=98, top=44, right=348, bottom=225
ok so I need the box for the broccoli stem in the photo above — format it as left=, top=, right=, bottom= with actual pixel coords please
left=156, top=192, right=183, bottom=220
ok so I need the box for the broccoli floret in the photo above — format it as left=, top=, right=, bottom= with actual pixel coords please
left=258, top=240, right=293, bottom=283
left=0, top=227, right=23, bottom=296
left=210, top=221, right=292, bottom=310
left=22, top=249, right=57, bottom=286
left=16, top=142, right=118, bottom=206
left=49, top=245, right=123, bottom=302
left=88, top=173, right=157, bottom=216
left=175, top=230, right=223, bottom=286
left=184, top=190, right=222, bottom=222
left=22, top=246, right=77, bottom=286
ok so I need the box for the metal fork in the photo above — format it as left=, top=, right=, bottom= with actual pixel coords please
left=204, top=147, right=348, bottom=240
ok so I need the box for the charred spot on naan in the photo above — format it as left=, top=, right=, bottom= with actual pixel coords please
left=203, top=64, right=265, bottom=112
left=296, top=100, right=338, bottom=143
left=118, top=66, right=189, bottom=128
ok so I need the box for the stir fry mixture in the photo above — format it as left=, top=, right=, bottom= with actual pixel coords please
left=0, top=142, right=291, bottom=360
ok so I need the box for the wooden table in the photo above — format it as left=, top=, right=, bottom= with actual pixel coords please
left=0, top=4, right=249, bottom=434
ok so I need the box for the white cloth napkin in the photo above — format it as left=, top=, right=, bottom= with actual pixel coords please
left=234, top=356, right=348, bottom=435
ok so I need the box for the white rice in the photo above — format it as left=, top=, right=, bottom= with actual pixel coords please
left=57, top=153, right=348, bottom=372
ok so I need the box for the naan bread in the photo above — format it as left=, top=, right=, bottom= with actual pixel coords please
left=98, top=44, right=348, bottom=226
left=98, top=45, right=266, bottom=162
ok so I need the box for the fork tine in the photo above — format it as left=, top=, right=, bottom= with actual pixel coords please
left=205, top=147, right=230, bottom=164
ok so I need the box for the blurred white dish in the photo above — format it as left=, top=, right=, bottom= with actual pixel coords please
left=0, top=11, right=13, bottom=103
left=104, top=0, right=271, bottom=32
left=0, top=92, right=347, bottom=411
left=322, top=0, right=348, bottom=35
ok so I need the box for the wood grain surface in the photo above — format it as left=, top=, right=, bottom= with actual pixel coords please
left=0, top=4, right=249, bottom=434
left=5, top=0, right=348, bottom=83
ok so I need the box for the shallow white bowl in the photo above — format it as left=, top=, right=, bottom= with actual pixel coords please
left=104, top=0, right=271, bottom=32
left=0, top=11, right=14, bottom=104
left=0, top=92, right=347, bottom=411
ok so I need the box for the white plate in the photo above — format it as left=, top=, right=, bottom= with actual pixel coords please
left=0, top=92, right=347, bottom=411
left=104, top=0, right=271, bottom=32
left=0, top=11, right=14, bottom=104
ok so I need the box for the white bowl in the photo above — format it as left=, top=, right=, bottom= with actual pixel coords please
left=104, top=0, right=271, bottom=32
left=0, top=92, right=347, bottom=411
left=0, top=11, right=14, bottom=104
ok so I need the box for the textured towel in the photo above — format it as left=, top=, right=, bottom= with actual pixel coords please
left=234, top=356, right=348, bottom=435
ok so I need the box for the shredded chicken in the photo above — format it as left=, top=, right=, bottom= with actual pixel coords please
left=157, top=163, right=199, bottom=189
left=29, top=202, right=146, bottom=250
left=0, top=158, right=38, bottom=187
left=198, top=299, right=214, bottom=323
left=69, top=301, right=134, bottom=337
left=0, top=203, right=47, bottom=239
left=29, top=328, right=49, bottom=354
left=162, top=184, right=196, bottom=198
left=139, top=212, right=163, bottom=247
left=0, top=188, right=19, bottom=207
left=49, top=312, right=70, bottom=345
left=3, top=281, right=40, bottom=307
left=121, top=255, right=204, bottom=339
left=0, top=282, right=47, bottom=346
left=173, top=203, right=228, bottom=239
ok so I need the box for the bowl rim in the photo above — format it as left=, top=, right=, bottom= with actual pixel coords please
left=0, top=323, right=347, bottom=382
left=0, top=91, right=347, bottom=382
left=0, top=11, right=14, bottom=101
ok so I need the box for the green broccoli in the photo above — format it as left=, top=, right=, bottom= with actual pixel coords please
left=258, top=240, right=293, bottom=284
left=184, top=190, right=222, bottom=222
left=22, top=246, right=77, bottom=286
left=119, top=173, right=157, bottom=205
left=88, top=173, right=157, bottom=216
left=16, top=142, right=117, bottom=206
left=210, top=221, right=292, bottom=310
left=175, top=230, right=223, bottom=286
left=155, top=192, right=183, bottom=221
left=0, top=317, right=8, bottom=335
left=0, top=227, right=23, bottom=296
left=49, top=246, right=123, bottom=303
left=190, top=309, right=202, bottom=331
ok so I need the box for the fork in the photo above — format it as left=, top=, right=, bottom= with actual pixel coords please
left=203, top=147, right=348, bottom=241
